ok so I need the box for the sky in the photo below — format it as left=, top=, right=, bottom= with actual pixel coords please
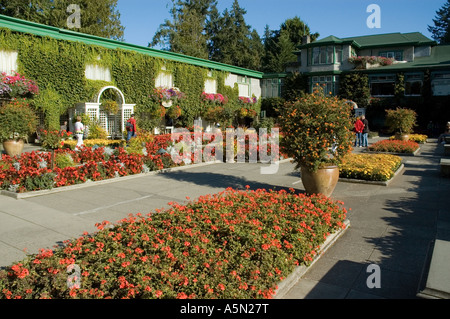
left=116, top=0, right=445, bottom=49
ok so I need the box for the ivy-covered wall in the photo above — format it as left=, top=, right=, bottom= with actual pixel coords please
left=0, top=27, right=260, bottom=130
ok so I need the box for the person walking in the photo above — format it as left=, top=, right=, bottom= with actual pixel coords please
left=74, top=116, right=84, bottom=149
left=354, top=116, right=364, bottom=147
left=361, top=115, right=370, bottom=147
left=126, top=114, right=137, bottom=144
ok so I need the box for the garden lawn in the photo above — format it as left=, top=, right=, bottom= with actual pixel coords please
left=0, top=188, right=348, bottom=299
left=339, top=153, right=402, bottom=182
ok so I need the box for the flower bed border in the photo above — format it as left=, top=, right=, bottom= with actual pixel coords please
left=364, top=147, right=421, bottom=157
left=1, top=158, right=293, bottom=200
left=0, top=160, right=221, bottom=200
left=338, top=163, right=405, bottom=186
left=274, top=219, right=350, bottom=298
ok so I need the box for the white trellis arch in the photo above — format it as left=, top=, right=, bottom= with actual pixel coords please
left=69, top=86, right=135, bottom=139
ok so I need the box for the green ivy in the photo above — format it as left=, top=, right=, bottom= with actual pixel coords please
left=0, top=28, right=245, bottom=131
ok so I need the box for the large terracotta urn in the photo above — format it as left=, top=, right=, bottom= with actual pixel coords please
left=2, top=139, right=24, bottom=157
left=395, top=133, right=410, bottom=141
left=300, top=165, right=340, bottom=197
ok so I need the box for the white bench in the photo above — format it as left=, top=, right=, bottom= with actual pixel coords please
left=417, top=240, right=450, bottom=299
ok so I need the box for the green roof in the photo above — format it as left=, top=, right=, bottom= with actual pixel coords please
left=0, top=14, right=263, bottom=78
left=299, top=32, right=436, bottom=49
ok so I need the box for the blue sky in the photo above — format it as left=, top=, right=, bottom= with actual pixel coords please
left=116, top=0, right=444, bottom=48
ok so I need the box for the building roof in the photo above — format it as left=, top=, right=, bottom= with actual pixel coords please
left=0, top=14, right=263, bottom=78
left=298, top=32, right=436, bottom=49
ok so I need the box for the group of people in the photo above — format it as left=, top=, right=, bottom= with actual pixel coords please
left=354, top=115, right=370, bottom=148
left=68, top=114, right=137, bottom=150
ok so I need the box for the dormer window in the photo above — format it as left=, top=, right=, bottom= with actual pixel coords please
left=308, top=46, right=343, bottom=65
left=379, top=50, right=403, bottom=61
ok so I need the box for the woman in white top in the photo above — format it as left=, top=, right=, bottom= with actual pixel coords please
left=74, top=116, right=84, bottom=149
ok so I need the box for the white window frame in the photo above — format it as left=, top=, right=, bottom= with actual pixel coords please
left=155, top=70, right=173, bottom=88
left=85, top=64, right=112, bottom=82
left=0, top=50, right=18, bottom=75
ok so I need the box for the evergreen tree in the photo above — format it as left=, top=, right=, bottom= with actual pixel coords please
left=0, top=0, right=125, bottom=41
left=151, top=0, right=217, bottom=59
left=428, top=0, right=450, bottom=44
left=262, top=16, right=319, bottom=73
left=208, top=0, right=263, bottom=70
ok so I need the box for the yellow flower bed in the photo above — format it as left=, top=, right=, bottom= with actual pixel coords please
left=389, top=134, right=427, bottom=143
left=339, top=153, right=402, bottom=182
left=63, top=139, right=125, bottom=150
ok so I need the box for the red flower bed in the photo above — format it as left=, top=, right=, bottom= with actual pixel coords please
left=368, top=139, right=419, bottom=154
left=0, top=132, right=285, bottom=194
left=0, top=188, right=348, bottom=299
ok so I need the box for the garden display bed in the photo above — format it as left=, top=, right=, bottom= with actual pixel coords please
left=365, top=139, right=421, bottom=157
left=338, top=153, right=404, bottom=186
left=0, top=188, right=349, bottom=299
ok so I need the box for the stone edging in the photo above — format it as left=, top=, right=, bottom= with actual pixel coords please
left=364, top=147, right=421, bottom=157
left=274, top=219, right=351, bottom=299
left=1, top=158, right=293, bottom=200
left=338, top=163, right=405, bottom=187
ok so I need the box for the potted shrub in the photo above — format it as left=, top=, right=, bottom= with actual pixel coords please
left=385, top=107, right=417, bottom=141
left=0, top=99, right=38, bottom=156
left=278, top=86, right=354, bottom=197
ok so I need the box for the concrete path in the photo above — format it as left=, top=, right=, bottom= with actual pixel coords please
left=1, top=139, right=449, bottom=299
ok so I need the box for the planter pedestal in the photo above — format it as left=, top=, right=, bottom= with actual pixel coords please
left=300, top=165, right=340, bottom=197
left=2, top=139, right=24, bottom=157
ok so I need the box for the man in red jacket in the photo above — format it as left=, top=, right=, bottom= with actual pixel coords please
left=126, top=114, right=137, bottom=144
left=354, top=117, right=364, bottom=147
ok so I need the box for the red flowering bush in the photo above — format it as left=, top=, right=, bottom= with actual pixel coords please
left=0, top=187, right=348, bottom=299
left=368, top=139, right=419, bottom=154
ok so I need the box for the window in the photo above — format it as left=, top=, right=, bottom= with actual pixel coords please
left=432, top=72, right=450, bottom=96
left=335, top=46, right=343, bottom=63
left=309, top=46, right=341, bottom=65
left=237, top=75, right=250, bottom=97
left=405, top=73, right=423, bottom=96
left=311, top=75, right=339, bottom=95
left=379, top=51, right=403, bottom=61
left=85, top=64, right=111, bottom=82
left=204, top=78, right=217, bottom=94
left=0, top=50, right=18, bottom=75
left=370, top=75, right=396, bottom=97
left=155, top=69, right=173, bottom=88
left=261, top=78, right=282, bottom=98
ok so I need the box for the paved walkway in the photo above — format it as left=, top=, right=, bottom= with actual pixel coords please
left=0, top=139, right=449, bottom=299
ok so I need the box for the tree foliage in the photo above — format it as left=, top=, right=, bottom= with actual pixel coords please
left=0, top=0, right=125, bottom=41
left=262, top=17, right=319, bottom=73
left=428, top=0, right=450, bottom=44
left=151, top=0, right=217, bottom=59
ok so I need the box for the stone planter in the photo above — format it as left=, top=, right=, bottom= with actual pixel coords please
left=2, top=139, right=24, bottom=157
left=395, top=133, right=410, bottom=141
left=300, top=165, right=340, bottom=197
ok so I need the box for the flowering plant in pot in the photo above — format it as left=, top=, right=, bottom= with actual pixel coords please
left=385, top=107, right=417, bottom=141
left=0, top=99, right=37, bottom=156
left=151, top=87, right=185, bottom=108
left=278, top=86, right=354, bottom=196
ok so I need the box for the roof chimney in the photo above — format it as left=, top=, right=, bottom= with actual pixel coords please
left=302, top=35, right=311, bottom=44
